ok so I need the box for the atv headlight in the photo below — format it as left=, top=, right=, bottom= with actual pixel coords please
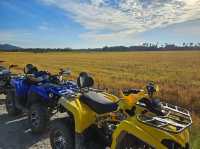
left=136, top=101, right=146, bottom=107
left=48, top=93, right=54, bottom=98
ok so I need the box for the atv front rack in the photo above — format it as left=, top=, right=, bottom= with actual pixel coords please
left=137, top=102, right=192, bottom=133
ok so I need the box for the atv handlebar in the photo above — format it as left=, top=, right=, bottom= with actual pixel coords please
left=9, top=64, right=18, bottom=69
left=0, top=60, right=5, bottom=63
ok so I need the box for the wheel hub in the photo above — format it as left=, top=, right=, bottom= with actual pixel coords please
left=54, top=130, right=66, bottom=149
left=31, top=111, right=40, bottom=128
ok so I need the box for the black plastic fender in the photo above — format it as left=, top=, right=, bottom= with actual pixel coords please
left=26, top=91, right=44, bottom=108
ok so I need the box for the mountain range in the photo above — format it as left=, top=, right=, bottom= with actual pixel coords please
left=0, top=44, right=22, bottom=50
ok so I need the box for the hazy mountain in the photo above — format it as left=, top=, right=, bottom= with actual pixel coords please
left=0, top=44, right=22, bottom=50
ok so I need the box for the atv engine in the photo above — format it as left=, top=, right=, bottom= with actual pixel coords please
left=95, top=111, right=128, bottom=145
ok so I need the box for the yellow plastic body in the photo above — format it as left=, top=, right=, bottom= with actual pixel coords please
left=58, top=92, right=119, bottom=133
left=111, top=116, right=190, bottom=149
left=59, top=95, right=96, bottom=133
left=119, top=90, right=147, bottom=110
left=59, top=90, right=190, bottom=149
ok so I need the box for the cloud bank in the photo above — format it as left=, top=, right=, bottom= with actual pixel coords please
left=41, top=0, right=200, bottom=41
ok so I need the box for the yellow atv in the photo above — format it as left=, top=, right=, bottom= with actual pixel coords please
left=50, top=72, right=192, bottom=149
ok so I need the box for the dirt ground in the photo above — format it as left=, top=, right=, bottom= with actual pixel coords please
left=0, top=94, right=51, bottom=149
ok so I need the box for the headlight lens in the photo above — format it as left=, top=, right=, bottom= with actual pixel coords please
left=136, top=101, right=146, bottom=107
left=48, top=93, right=54, bottom=98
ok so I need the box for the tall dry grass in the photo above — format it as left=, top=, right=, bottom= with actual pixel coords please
left=0, top=51, right=200, bottom=118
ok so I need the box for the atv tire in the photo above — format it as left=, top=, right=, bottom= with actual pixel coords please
left=28, top=103, right=49, bottom=133
left=5, top=90, right=21, bottom=116
left=50, top=119, right=74, bottom=149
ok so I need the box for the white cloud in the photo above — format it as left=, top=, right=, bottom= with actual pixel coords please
left=41, top=0, right=200, bottom=42
left=171, top=20, right=200, bottom=36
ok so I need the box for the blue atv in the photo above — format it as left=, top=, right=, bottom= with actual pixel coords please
left=5, top=64, right=78, bottom=133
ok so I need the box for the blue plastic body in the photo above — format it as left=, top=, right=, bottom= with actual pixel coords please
left=10, top=76, right=78, bottom=104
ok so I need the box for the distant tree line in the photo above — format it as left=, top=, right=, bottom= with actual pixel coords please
left=100, top=42, right=200, bottom=52
left=1, top=42, right=200, bottom=52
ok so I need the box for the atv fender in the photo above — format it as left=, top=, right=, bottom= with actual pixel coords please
left=111, top=117, right=163, bottom=149
left=26, top=91, right=44, bottom=108
left=111, top=116, right=189, bottom=149
left=58, top=96, right=96, bottom=134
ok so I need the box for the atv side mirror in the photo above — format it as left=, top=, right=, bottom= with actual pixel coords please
left=9, top=64, right=18, bottom=69
left=0, top=60, right=5, bottom=63
left=146, top=81, right=159, bottom=98
left=60, top=68, right=71, bottom=76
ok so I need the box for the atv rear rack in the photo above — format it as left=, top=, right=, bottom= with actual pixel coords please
left=137, top=102, right=192, bottom=133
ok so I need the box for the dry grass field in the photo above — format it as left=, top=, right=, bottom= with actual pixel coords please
left=1, top=51, right=200, bottom=114
left=0, top=51, right=200, bottom=147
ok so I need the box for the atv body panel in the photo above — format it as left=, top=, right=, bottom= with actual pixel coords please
left=59, top=96, right=96, bottom=133
left=111, top=116, right=190, bottom=149
left=10, top=77, right=29, bottom=98
left=29, top=82, right=78, bottom=101
left=59, top=91, right=119, bottom=133
left=10, top=75, right=78, bottom=109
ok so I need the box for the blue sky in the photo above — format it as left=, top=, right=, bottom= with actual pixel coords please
left=0, top=0, right=200, bottom=49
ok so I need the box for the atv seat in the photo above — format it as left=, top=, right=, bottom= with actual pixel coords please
left=80, top=91, right=118, bottom=114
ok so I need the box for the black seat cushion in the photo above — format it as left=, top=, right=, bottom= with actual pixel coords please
left=80, top=91, right=118, bottom=114
left=122, top=88, right=141, bottom=96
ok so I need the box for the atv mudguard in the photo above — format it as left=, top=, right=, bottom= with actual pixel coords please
left=10, top=77, right=30, bottom=98
left=59, top=96, right=96, bottom=133
left=10, top=78, right=52, bottom=106
left=58, top=91, right=119, bottom=134
left=111, top=116, right=190, bottom=149
left=28, top=85, right=50, bottom=101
